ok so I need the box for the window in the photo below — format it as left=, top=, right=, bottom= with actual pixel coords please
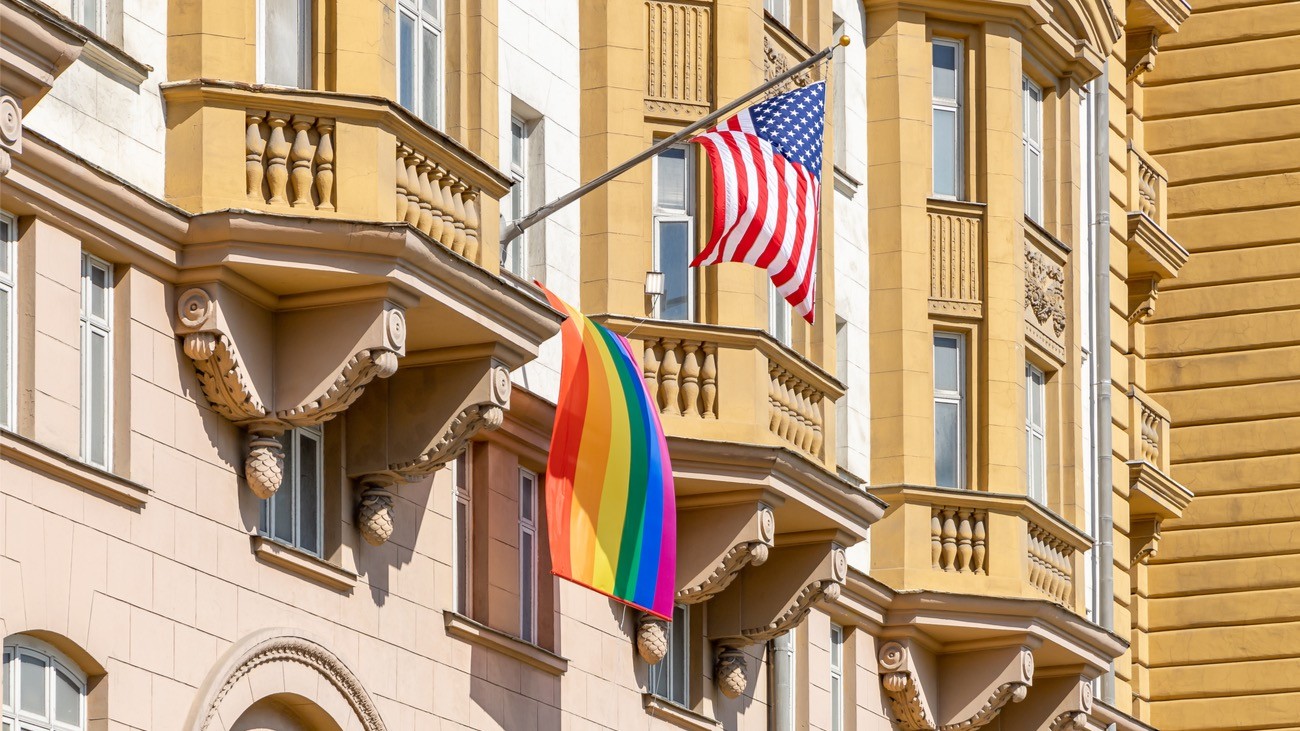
left=931, top=38, right=963, bottom=199
left=3, top=636, right=87, bottom=731
left=0, top=214, right=14, bottom=431
left=260, top=426, right=324, bottom=557
left=503, top=117, right=529, bottom=277
left=259, top=0, right=311, bottom=87
left=653, top=145, right=695, bottom=321
left=397, top=0, right=443, bottom=127
left=518, top=467, right=538, bottom=643
left=832, top=17, right=848, bottom=172
left=769, top=281, right=791, bottom=346
left=1026, top=363, right=1047, bottom=503
left=72, top=0, right=104, bottom=35
left=830, top=623, right=844, bottom=731
left=1023, top=76, right=1044, bottom=223
left=933, top=333, right=965, bottom=489
left=764, top=0, right=789, bottom=25
left=453, top=451, right=472, bottom=615
left=80, top=254, right=112, bottom=470
left=648, top=604, right=689, bottom=705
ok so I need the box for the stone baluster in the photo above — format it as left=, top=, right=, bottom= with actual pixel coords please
left=450, top=179, right=469, bottom=256
left=956, top=508, right=974, bottom=572
left=395, top=144, right=412, bottom=221
left=931, top=509, right=943, bottom=569
left=660, top=340, right=681, bottom=416
left=426, top=165, right=447, bottom=242
left=463, top=190, right=480, bottom=262
left=416, top=157, right=436, bottom=235
left=288, top=115, right=315, bottom=207
left=809, top=391, right=824, bottom=457
left=313, top=119, right=335, bottom=211
left=799, top=384, right=816, bottom=453
left=768, top=364, right=783, bottom=434
left=940, top=508, right=958, bottom=571
left=1028, top=531, right=1044, bottom=590
left=264, top=113, right=292, bottom=204
left=435, top=166, right=458, bottom=248
left=972, top=510, right=987, bottom=574
left=700, top=344, right=717, bottom=419
left=642, top=340, right=662, bottom=405
left=245, top=112, right=267, bottom=201
left=778, top=372, right=797, bottom=442
left=404, top=152, right=422, bottom=228
left=680, top=342, right=701, bottom=417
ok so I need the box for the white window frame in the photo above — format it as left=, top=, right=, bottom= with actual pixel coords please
left=504, top=116, right=529, bottom=277
left=931, top=38, right=964, bottom=200
left=769, top=280, right=792, bottom=347
left=256, top=0, right=312, bottom=87
left=1026, top=362, right=1048, bottom=503
left=453, top=450, right=473, bottom=616
left=518, top=467, right=539, bottom=643
left=0, top=212, right=15, bottom=432
left=3, top=635, right=88, bottom=731
left=80, top=254, right=112, bottom=470
left=832, top=17, right=848, bottom=173
left=830, top=623, right=844, bottom=731
left=648, top=604, right=690, bottom=705
left=71, top=0, right=105, bottom=35
left=933, top=332, right=966, bottom=489
left=652, top=144, right=696, bottom=321
left=396, top=0, right=444, bottom=128
left=260, top=425, right=325, bottom=557
left=1023, top=75, right=1045, bottom=223
left=764, top=0, right=790, bottom=25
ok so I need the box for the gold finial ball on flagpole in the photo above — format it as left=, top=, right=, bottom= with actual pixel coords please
left=839, top=35, right=851, bottom=47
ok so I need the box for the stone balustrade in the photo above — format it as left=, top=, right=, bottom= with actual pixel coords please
left=600, top=317, right=842, bottom=467
left=1130, top=146, right=1168, bottom=229
left=393, top=142, right=483, bottom=262
left=1027, top=522, right=1075, bottom=606
left=1129, top=386, right=1172, bottom=472
left=931, top=505, right=988, bottom=574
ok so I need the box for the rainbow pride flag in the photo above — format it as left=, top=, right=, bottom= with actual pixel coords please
left=538, top=285, right=677, bottom=620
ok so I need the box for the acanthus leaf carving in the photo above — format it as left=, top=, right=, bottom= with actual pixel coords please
left=880, top=642, right=938, bottom=731
left=1025, top=245, right=1067, bottom=337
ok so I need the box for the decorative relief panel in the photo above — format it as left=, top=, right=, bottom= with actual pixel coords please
left=1024, top=242, right=1067, bottom=362
left=929, top=203, right=984, bottom=317
left=645, top=0, right=713, bottom=120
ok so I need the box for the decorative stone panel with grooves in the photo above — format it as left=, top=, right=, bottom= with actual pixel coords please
left=1027, top=522, right=1074, bottom=606
left=768, top=360, right=824, bottom=460
left=246, top=112, right=336, bottom=211
left=642, top=337, right=719, bottom=419
left=928, top=201, right=983, bottom=317
left=394, top=142, right=482, bottom=261
left=931, top=506, right=988, bottom=574
left=645, top=0, right=713, bottom=120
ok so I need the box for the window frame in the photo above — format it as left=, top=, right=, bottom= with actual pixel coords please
left=2, top=636, right=88, bottom=731
left=647, top=604, right=690, bottom=705
left=1023, top=75, right=1045, bottom=223
left=832, top=17, right=848, bottom=173
left=71, top=0, right=105, bottom=36
left=0, top=212, right=15, bottom=432
left=764, top=0, right=790, bottom=25
left=931, top=37, right=965, bottom=200
left=518, top=466, right=539, bottom=644
left=1026, top=362, right=1048, bottom=503
left=830, top=623, right=844, bottom=731
left=256, top=0, right=313, bottom=87
left=652, top=144, right=696, bottom=322
left=80, top=254, right=113, bottom=471
left=933, top=331, right=966, bottom=489
left=769, top=280, right=792, bottom=347
left=504, top=115, right=529, bottom=277
left=260, top=425, right=325, bottom=557
left=396, top=0, right=445, bottom=128
left=453, top=450, right=473, bottom=616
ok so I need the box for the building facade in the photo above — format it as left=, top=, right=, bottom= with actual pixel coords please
left=0, top=0, right=1286, bottom=729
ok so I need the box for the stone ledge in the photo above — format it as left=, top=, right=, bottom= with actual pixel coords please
left=250, top=535, right=358, bottom=592
left=0, top=429, right=150, bottom=508
left=443, top=611, right=568, bottom=676
left=642, top=694, right=723, bottom=731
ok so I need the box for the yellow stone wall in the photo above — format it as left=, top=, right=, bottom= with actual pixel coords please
left=1143, top=1, right=1300, bottom=728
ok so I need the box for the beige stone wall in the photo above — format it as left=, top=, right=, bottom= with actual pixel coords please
left=1143, top=2, right=1300, bottom=728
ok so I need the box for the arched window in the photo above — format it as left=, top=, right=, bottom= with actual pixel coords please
left=2, top=636, right=87, bottom=731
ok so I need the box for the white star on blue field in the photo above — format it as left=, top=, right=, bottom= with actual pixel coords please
left=749, top=80, right=826, bottom=179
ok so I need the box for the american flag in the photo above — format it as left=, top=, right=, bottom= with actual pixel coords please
left=692, top=80, right=826, bottom=323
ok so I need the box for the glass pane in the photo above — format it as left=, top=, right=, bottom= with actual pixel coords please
left=88, top=264, right=109, bottom=322
left=422, top=0, right=440, bottom=20
left=932, top=43, right=958, bottom=100
left=264, top=0, right=306, bottom=87
left=398, top=12, right=416, bottom=111
left=88, top=329, right=109, bottom=467
left=670, top=605, right=688, bottom=703
left=297, top=432, right=320, bottom=554
left=79, top=0, right=102, bottom=34
left=1027, top=149, right=1042, bottom=221
left=831, top=679, right=843, bottom=731
left=933, top=108, right=957, bottom=198
left=520, top=530, right=534, bottom=641
left=54, top=666, right=79, bottom=725
left=455, top=499, right=469, bottom=614
left=421, top=26, right=440, bottom=125
left=933, top=335, right=960, bottom=393
left=656, top=148, right=687, bottom=211
left=0, top=222, right=10, bottom=276
left=1, top=287, right=10, bottom=429
left=19, top=653, right=46, bottom=716
left=520, top=472, right=534, bottom=522
left=511, top=120, right=525, bottom=170
left=658, top=221, right=692, bottom=321
left=272, top=434, right=294, bottom=543
left=935, top=401, right=961, bottom=488
left=3, top=649, right=11, bottom=709
left=830, top=626, right=842, bottom=667
left=1030, top=434, right=1046, bottom=501
left=454, top=452, right=468, bottom=493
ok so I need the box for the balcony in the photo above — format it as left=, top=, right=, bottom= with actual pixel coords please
left=161, top=80, right=510, bottom=271
left=867, top=485, right=1092, bottom=611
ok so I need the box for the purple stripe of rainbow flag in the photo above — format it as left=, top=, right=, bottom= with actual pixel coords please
left=539, top=285, right=677, bottom=620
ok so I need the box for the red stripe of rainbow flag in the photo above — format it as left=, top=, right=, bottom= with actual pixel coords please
left=539, top=285, right=677, bottom=620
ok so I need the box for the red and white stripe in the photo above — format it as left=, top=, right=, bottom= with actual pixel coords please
left=691, top=111, right=820, bottom=323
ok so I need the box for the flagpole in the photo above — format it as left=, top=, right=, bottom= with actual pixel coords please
left=499, top=35, right=851, bottom=249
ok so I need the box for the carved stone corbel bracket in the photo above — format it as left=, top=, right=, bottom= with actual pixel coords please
left=1131, top=515, right=1162, bottom=565
left=881, top=642, right=1034, bottom=731
left=998, top=672, right=1093, bottom=731
left=1, top=93, right=22, bottom=177
left=1127, top=274, right=1160, bottom=325
left=636, top=613, right=669, bottom=665
left=1126, top=28, right=1160, bottom=83
left=675, top=501, right=777, bottom=604
left=879, top=641, right=938, bottom=731
left=176, top=286, right=406, bottom=498
left=347, top=355, right=512, bottom=545
left=715, top=646, right=748, bottom=699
